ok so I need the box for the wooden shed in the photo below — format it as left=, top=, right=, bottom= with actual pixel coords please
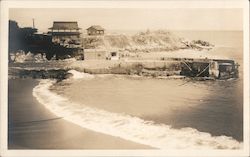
left=87, top=25, right=105, bottom=36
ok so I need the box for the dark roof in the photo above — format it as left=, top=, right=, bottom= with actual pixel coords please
left=87, top=25, right=105, bottom=31
left=48, top=31, right=81, bottom=36
left=49, top=21, right=81, bottom=30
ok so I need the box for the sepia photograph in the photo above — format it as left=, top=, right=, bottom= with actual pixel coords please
left=0, top=0, right=249, bottom=156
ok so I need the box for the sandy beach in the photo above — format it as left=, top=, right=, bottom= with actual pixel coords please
left=8, top=78, right=152, bottom=149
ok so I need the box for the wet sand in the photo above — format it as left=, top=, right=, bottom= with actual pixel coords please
left=8, top=78, right=152, bottom=149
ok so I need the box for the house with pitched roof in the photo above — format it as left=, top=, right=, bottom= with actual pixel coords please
left=87, top=25, right=105, bottom=36
left=48, top=21, right=82, bottom=48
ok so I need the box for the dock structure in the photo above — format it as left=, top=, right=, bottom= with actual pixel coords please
left=178, top=58, right=239, bottom=79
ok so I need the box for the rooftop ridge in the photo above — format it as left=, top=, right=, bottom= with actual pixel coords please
left=49, top=21, right=81, bottom=30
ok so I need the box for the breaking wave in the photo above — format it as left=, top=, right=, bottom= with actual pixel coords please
left=33, top=79, right=243, bottom=149
left=67, top=70, right=94, bottom=80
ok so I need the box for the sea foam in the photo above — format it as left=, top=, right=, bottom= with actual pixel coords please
left=67, top=70, right=94, bottom=79
left=33, top=79, right=243, bottom=149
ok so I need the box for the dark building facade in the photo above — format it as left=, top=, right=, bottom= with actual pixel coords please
left=48, top=21, right=82, bottom=48
left=9, top=20, right=84, bottom=60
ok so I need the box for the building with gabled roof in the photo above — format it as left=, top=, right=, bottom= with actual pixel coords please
left=48, top=21, right=82, bottom=48
left=87, top=25, right=105, bottom=36
left=49, top=21, right=81, bottom=30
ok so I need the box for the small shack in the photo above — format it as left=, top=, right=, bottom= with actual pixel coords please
left=107, top=51, right=119, bottom=60
left=215, top=59, right=239, bottom=79
left=87, top=25, right=105, bottom=36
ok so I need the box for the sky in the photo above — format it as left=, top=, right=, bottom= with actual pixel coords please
left=9, top=8, right=243, bottom=32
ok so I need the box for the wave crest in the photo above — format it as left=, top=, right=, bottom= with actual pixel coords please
left=33, top=79, right=243, bottom=149
left=67, top=70, right=94, bottom=79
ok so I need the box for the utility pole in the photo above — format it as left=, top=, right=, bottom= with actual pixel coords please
left=32, top=18, right=35, bottom=28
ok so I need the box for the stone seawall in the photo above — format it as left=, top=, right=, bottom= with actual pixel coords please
left=8, top=59, right=238, bottom=80
left=83, top=61, right=182, bottom=77
left=9, top=69, right=69, bottom=80
left=9, top=61, right=182, bottom=79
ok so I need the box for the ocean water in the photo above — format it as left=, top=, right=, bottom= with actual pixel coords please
left=33, top=31, right=244, bottom=149
left=174, top=31, right=243, bottom=63
left=33, top=78, right=242, bottom=149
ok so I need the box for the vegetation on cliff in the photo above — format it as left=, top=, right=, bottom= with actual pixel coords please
left=83, top=30, right=190, bottom=52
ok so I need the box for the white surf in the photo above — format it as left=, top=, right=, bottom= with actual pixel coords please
left=33, top=79, right=243, bottom=149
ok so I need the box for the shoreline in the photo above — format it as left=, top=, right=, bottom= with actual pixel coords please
left=35, top=77, right=243, bottom=149
left=8, top=78, right=153, bottom=149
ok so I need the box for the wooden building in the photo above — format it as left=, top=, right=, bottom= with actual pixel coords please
left=87, top=25, right=105, bottom=36
left=48, top=21, right=82, bottom=48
